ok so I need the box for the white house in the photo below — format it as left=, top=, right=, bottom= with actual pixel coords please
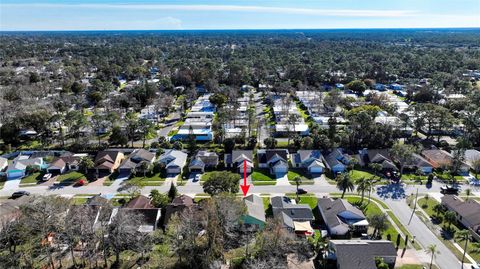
left=158, top=150, right=188, bottom=175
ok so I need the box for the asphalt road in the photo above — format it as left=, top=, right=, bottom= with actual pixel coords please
left=1, top=178, right=473, bottom=269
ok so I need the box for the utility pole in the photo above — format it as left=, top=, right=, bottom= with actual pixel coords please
left=408, top=188, right=419, bottom=225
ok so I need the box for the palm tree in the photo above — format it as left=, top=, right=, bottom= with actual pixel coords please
left=456, top=230, right=471, bottom=267
left=432, top=204, right=444, bottom=218
left=336, top=172, right=355, bottom=199
left=79, top=157, right=94, bottom=175
left=444, top=211, right=457, bottom=230
left=355, top=177, right=371, bottom=203
left=293, top=176, right=303, bottom=201
left=425, top=244, right=439, bottom=269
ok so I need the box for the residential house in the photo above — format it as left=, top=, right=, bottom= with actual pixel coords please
left=316, top=197, right=368, bottom=237
left=188, top=151, right=219, bottom=173
left=404, top=153, right=434, bottom=174
left=241, top=194, right=266, bottom=229
left=46, top=155, right=81, bottom=175
left=224, top=150, right=254, bottom=174
left=291, top=150, right=325, bottom=174
left=257, top=149, right=289, bottom=175
left=0, top=157, right=8, bottom=172
left=326, top=240, right=397, bottom=269
left=158, top=149, right=188, bottom=175
left=125, top=195, right=154, bottom=209
left=119, top=149, right=156, bottom=174
left=6, top=155, right=44, bottom=179
left=163, top=195, right=200, bottom=227
left=271, top=196, right=314, bottom=235
left=464, top=149, right=480, bottom=172
left=441, top=195, right=480, bottom=237
left=422, top=149, right=469, bottom=175
left=322, top=149, right=350, bottom=174
left=94, top=150, right=125, bottom=175
left=110, top=207, right=161, bottom=233
left=360, top=149, right=397, bottom=171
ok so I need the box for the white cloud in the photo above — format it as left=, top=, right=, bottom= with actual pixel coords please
left=1, top=3, right=418, bottom=17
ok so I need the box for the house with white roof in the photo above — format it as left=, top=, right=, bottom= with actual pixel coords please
left=158, top=150, right=188, bottom=175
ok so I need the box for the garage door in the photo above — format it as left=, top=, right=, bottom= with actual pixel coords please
left=310, top=167, right=323, bottom=174
left=275, top=167, right=288, bottom=173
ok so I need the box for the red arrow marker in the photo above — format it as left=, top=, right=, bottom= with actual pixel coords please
left=240, top=159, right=250, bottom=196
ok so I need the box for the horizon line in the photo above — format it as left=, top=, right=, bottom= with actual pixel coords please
left=2, top=26, right=480, bottom=32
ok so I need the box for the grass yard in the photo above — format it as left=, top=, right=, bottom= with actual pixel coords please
left=276, top=140, right=289, bottom=148
left=251, top=169, right=275, bottom=181
left=350, top=169, right=376, bottom=181
left=417, top=197, right=480, bottom=261
left=128, top=173, right=165, bottom=186
left=20, top=172, right=42, bottom=184
left=401, top=173, right=427, bottom=181
left=287, top=169, right=311, bottom=180
left=57, top=171, right=86, bottom=184
left=252, top=181, right=276, bottom=186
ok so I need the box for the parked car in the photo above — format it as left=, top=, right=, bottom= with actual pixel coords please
left=471, top=264, right=480, bottom=269
left=11, top=190, right=30, bottom=198
left=296, top=188, right=308, bottom=195
left=440, top=185, right=460, bottom=195
left=42, top=173, right=52, bottom=181
left=194, top=174, right=202, bottom=182
left=75, top=179, right=86, bottom=187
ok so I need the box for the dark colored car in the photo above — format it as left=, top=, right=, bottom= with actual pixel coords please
left=296, top=188, right=308, bottom=195
left=11, top=190, right=30, bottom=198
left=440, top=185, right=460, bottom=195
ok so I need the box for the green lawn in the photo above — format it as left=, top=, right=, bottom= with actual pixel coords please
left=276, top=141, right=289, bottom=148
left=297, top=196, right=318, bottom=209
left=251, top=169, right=275, bottom=181
left=287, top=169, right=311, bottom=180
left=253, top=181, right=277, bottom=186
left=350, top=169, right=376, bottom=181
left=401, top=173, right=427, bottom=181
left=57, top=171, right=86, bottom=184
left=128, top=173, right=165, bottom=186
left=343, top=196, right=406, bottom=248
left=417, top=197, right=480, bottom=261
left=21, top=172, right=42, bottom=184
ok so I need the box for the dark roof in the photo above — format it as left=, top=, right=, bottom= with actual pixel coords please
left=230, top=150, right=253, bottom=164
left=258, top=149, right=288, bottom=164
left=95, top=150, right=122, bottom=169
left=331, top=240, right=397, bottom=269
left=86, top=195, right=109, bottom=207
left=317, top=198, right=365, bottom=231
left=441, top=195, right=480, bottom=228
left=271, top=196, right=314, bottom=226
left=195, top=151, right=219, bottom=166
left=295, top=150, right=321, bottom=163
left=125, top=195, right=154, bottom=209
left=406, top=153, right=433, bottom=168
left=367, top=149, right=392, bottom=163
left=163, top=195, right=198, bottom=227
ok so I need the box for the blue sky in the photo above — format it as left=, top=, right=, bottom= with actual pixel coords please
left=1, top=0, right=479, bottom=30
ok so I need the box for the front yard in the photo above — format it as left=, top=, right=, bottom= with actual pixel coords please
left=20, top=172, right=43, bottom=184
left=251, top=169, right=277, bottom=185
left=287, top=170, right=315, bottom=185
left=128, top=173, right=165, bottom=186
left=57, top=171, right=87, bottom=184
left=416, top=197, right=480, bottom=261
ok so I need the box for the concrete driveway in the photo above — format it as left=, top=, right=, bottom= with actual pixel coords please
left=3, top=178, right=21, bottom=190
left=275, top=173, right=290, bottom=186
left=185, top=173, right=202, bottom=186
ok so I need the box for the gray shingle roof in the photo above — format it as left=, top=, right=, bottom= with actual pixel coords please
left=244, top=194, right=266, bottom=223
left=330, top=240, right=397, bottom=269
left=271, top=196, right=314, bottom=227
